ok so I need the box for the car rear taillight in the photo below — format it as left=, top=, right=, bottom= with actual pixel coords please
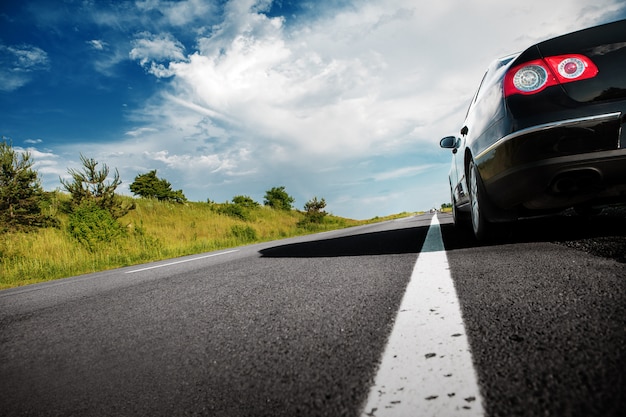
left=504, top=54, right=599, bottom=97
left=545, top=54, right=599, bottom=83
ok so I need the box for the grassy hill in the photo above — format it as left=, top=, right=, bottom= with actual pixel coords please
left=0, top=195, right=415, bottom=289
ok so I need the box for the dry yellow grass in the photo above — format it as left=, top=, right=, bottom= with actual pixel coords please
left=1, top=197, right=402, bottom=289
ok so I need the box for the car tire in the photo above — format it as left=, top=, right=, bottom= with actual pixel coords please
left=468, top=159, right=498, bottom=241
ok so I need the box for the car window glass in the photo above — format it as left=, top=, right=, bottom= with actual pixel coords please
left=466, top=71, right=488, bottom=117
left=466, top=55, right=517, bottom=118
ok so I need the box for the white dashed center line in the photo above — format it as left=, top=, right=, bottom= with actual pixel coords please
left=360, top=215, right=484, bottom=416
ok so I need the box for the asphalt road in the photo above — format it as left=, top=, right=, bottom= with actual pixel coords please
left=1, top=210, right=624, bottom=417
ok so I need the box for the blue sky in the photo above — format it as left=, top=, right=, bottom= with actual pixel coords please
left=1, top=0, right=625, bottom=219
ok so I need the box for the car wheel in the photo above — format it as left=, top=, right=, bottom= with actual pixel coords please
left=468, top=160, right=495, bottom=241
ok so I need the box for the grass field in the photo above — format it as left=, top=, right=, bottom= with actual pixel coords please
left=0, top=195, right=417, bottom=289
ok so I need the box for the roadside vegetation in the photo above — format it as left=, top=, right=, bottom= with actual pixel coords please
left=440, top=202, right=453, bottom=213
left=0, top=140, right=417, bottom=289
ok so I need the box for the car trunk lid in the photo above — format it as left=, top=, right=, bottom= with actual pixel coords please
left=536, top=19, right=626, bottom=103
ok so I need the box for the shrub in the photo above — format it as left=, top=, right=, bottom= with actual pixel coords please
left=296, top=197, right=328, bottom=230
left=218, top=203, right=250, bottom=221
left=67, top=204, right=125, bottom=252
left=230, top=225, right=257, bottom=242
left=303, top=197, right=327, bottom=223
left=232, top=195, right=259, bottom=208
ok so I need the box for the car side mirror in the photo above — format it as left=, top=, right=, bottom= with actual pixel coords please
left=440, top=136, right=460, bottom=153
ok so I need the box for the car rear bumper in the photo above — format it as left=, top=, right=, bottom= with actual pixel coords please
left=475, top=111, right=626, bottom=212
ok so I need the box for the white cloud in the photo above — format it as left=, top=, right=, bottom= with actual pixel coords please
left=87, top=39, right=107, bottom=50
left=130, top=32, right=187, bottom=77
left=24, top=138, right=43, bottom=144
left=8, top=45, right=49, bottom=69
left=373, top=165, right=435, bottom=182
left=145, top=149, right=237, bottom=173
left=125, top=127, right=158, bottom=137
left=136, top=0, right=219, bottom=27
left=0, top=43, right=49, bottom=91
left=85, top=39, right=130, bottom=76
left=130, top=32, right=187, bottom=63
left=11, top=147, right=64, bottom=190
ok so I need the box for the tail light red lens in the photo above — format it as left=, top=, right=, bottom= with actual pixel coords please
left=504, top=54, right=599, bottom=97
left=545, top=54, right=599, bottom=83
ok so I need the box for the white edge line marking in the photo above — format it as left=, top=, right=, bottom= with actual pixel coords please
left=360, top=215, right=484, bottom=417
left=125, top=249, right=239, bottom=274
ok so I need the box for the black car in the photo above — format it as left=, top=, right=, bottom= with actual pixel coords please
left=440, top=19, right=626, bottom=240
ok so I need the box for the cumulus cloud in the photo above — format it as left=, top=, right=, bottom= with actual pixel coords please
left=130, top=32, right=187, bottom=77
left=134, top=0, right=600, bottom=160
left=158, top=3, right=400, bottom=164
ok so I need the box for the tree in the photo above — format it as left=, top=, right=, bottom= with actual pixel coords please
left=60, top=154, right=133, bottom=218
left=302, top=196, right=327, bottom=224
left=0, top=140, right=54, bottom=231
left=263, top=186, right=294, bottom=211
left=304, top=196, right=326, bottom=216
left=297, top=196, right=328, bottom=229
left=129, top=170, right=187, bottom=203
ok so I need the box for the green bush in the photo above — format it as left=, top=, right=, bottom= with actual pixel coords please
left=297, top=196, right=327, bottom=229
left=296, top=216, right=324, bottom=231
left=232, top=195, right=259, bottom=208
left=230, top=225, right=257, bottom=243
left=67, top=204, right=125, bottom=252
left=219, top=203, right=250, bottom=221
